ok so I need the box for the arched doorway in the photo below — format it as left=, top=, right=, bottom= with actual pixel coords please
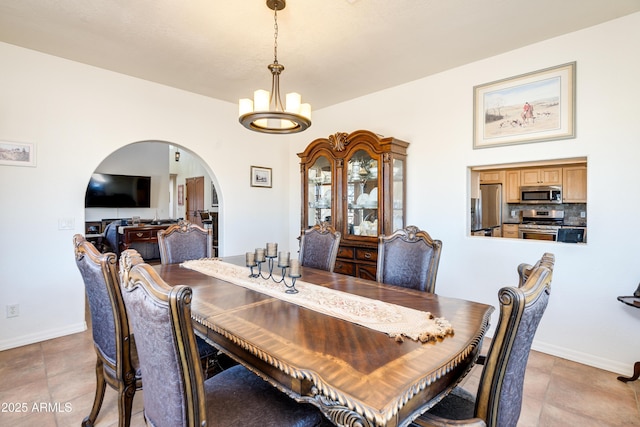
left=84, top=140, right=221, bottom=260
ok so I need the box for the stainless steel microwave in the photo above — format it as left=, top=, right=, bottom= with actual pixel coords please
left=520, top=186, right=562, bottom=204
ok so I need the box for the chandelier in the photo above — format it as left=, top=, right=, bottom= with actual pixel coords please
left=238, top=0, right=311, bottom=134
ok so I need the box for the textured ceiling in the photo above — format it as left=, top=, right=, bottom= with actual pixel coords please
left=0, top=0, right=638, bottom=110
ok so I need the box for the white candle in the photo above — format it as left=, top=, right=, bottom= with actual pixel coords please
left=246, top=252, right=256, bottom=267
left=278, top=251, right=290, bottom=268
left=266, top=242, right=278, bottom=257
left=255, top=248, right=265, bottom=262
left=289, top=259, right=301, bottom=277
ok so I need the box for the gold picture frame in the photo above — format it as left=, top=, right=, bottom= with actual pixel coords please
left=473, top=62, right=576, bottom=149
left=250, top=165, right=272, bottom=188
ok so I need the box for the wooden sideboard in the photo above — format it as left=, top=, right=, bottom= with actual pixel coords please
left=118, top=224, right=172, bottom=260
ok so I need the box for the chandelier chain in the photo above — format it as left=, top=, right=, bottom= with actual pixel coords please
left=273, top=6, right=279, bottom=63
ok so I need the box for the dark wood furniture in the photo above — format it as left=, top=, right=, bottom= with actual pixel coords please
left=155, top=255, right=494, bottom=427
left=73, top=235, right=141, bottom=427
left=120, top=252, right=325, bottom=427
left=414, top=253, right=554, bottom=427
left=298, top=130, right=409, bottom=280
left=616, top=296, right=640, bottom=382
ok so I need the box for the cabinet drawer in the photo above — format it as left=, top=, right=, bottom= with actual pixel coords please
left=355, top=248, right=377, bottom=262
left=334, top=261, right=355, bottom=276
left=337, top=246, right=354, bottom=259
left=125, top=230, right=154, bottom=240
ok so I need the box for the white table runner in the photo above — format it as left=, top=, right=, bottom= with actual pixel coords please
left=181, top=259, right=453, bottom=343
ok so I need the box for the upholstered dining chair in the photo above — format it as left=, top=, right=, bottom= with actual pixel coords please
left=157, top=221, right=212, bottom=264
left=412, top=252, right=555, bottom=427
left=73, top=234, right=141, bottom=427
left=299, top=222, right=341, bottom=272
left=118, top=249, right=327, bottom=427
left=376, top=225, right=443, bottom=293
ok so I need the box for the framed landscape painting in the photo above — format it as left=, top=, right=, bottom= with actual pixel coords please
left=250, top=166, right=272, bottom=188
left=0, top=141, right=36, bottom=167
left=473, top=62, right=576, bottom=149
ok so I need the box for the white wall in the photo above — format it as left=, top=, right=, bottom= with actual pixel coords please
left=1, top=12, right=639, bottom=376
left=0, top=42, right=293, bottom=350
left=287, top=13, right=640, bottom=374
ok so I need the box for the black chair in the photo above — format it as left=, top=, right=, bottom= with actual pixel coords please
left=412, top=253, right=555, bottom=427
left=376, top=225, right=443, bottom=293
left=73, top=234, right=141, bottom=427
left=157, top=221, right=212, bottom=265
left=299, top=222, right=341, bottom=272
left=102, top=220, right=122, bottom=258
left=118, top=249, right=327, bottom=427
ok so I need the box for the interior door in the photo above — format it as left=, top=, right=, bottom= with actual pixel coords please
left=186, top=176, right=205, bottom=227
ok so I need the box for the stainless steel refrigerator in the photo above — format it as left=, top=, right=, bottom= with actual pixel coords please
left=480, top=184, right=502, bottom=229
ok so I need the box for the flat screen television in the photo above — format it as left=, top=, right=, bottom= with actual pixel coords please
left=85, top=173, right=151, bottom=208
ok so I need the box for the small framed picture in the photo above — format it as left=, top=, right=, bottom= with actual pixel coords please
left=211, top=183, right=219, bottom=207
left=177, top=184, right=184, bottom=205
left=0, top=141, right=36, bottom=167
left=250, top=166, right=272, bottom=188
left=473, top=62, right=576, bottom=149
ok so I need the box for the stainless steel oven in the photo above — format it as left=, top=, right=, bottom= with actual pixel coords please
left=518, top=209, right=564, bottom=241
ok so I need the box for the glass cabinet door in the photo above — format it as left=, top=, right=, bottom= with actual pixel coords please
left=392, top=158, right=404, bottom=231
left=307, top=155, right=332, bottom=228
left=346, top=149, right=379, bottom=237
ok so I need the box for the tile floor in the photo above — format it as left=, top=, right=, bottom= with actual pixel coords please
left=1, top=327, right=639, bottom=426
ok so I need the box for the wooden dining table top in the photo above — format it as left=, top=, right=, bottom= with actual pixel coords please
left=154, top=256, right=494, bottom=427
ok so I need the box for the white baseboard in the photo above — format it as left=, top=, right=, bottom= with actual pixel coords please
left=532, top=340, right=631, bottom=376
left=0, top=322, right=87, bottom=351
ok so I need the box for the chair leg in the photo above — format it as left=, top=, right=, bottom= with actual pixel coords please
left=82, top=358, right=107, bottom=427
left=117, top=383, right=137, bottom=427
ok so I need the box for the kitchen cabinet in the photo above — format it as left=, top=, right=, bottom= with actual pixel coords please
left=298, top=130, right=409, bottom=280
left=502, top=223, right=519, bottom=238
left=520, top=167, right=562, bottom=186
left=479, top=170, right=505, bottom=184
left=505, top=170, right=520, bottom=203
left=563, top=165, right=587, bottom=203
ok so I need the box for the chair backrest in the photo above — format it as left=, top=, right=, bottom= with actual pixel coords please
left=376, top=225, right=443, bottom=293
left=298, top=222, right=341, bottom=272
left=119, top=249, right=206, bottom=427
left=73, top=234, right=134, bottom=377
left=474, top=252, right=555, bottom=427
left=103, top=220, right=121, bottom=257
left=157, top=222, right=212, bottom=265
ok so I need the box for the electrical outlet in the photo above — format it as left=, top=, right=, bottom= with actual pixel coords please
left=6, top=304, right=19, bottom=318
left=511, top=210, right=516, bottom=217
left=580, top=211, right=586, bottom=218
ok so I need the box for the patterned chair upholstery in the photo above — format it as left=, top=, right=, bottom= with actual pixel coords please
left=299, top=222, right=341, bottom=272
left=376, top=225, right=443, bottom=293
left=413, top=252, right=555, bottom=427
left=118, top=249, right=326, bottom=427
left=73, top=234, right=141, bottom=427
left=157, top=221, right=212, bottom=265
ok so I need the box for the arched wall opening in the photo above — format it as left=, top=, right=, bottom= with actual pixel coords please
left=82, top=140, right=222, bottom=257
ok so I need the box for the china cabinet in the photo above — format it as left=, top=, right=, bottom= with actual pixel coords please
left=298, top=130, right=409, bottom=280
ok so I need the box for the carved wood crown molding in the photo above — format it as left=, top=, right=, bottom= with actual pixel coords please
left=328, top=132, right=350, bottom=151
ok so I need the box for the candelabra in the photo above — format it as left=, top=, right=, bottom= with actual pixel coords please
left=246, top=243, right=300, bottom=294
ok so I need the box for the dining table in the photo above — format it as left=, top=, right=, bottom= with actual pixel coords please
left=154, top=255, right=494, bottom=427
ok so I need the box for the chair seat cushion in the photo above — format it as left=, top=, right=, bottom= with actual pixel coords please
left=204, top=365, right=324, bottom=427
left=426, top=386, right=475, bottom=420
